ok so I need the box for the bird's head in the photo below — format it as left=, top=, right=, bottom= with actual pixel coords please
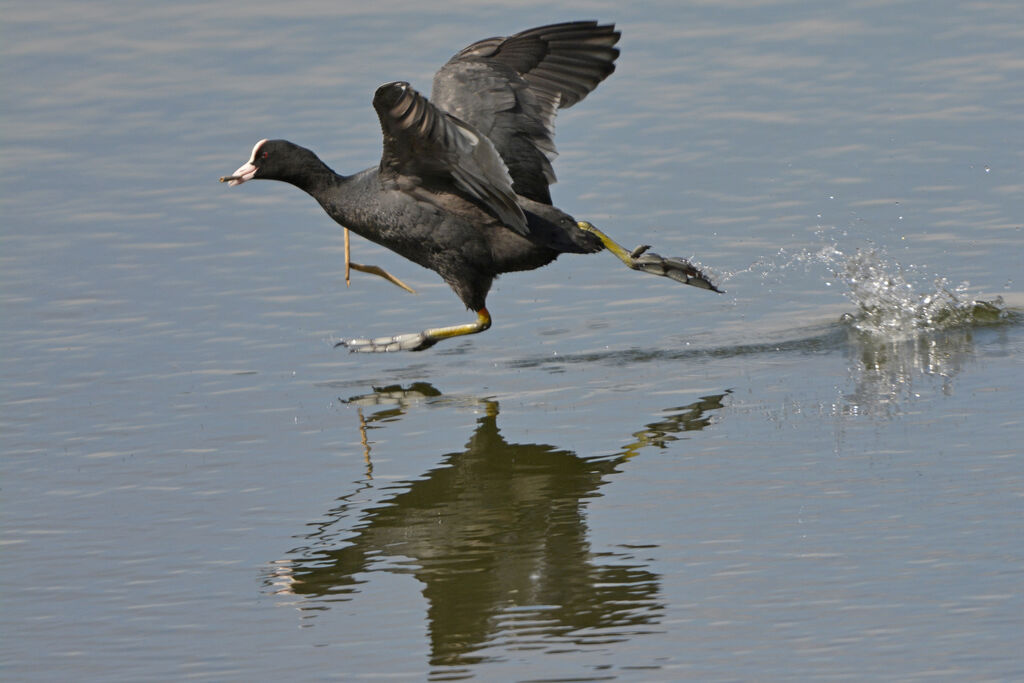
left=219, top=139, right=323, bottom=187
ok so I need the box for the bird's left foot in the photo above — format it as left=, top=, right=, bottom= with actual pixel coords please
left=336, top=308, right=492, bottom=353
left=577, top=221, right=723, bottom=293
left=337, top=332, right=437, bottom=353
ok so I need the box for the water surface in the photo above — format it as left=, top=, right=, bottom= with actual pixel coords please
left=2, top=1, right=1022, bottom=680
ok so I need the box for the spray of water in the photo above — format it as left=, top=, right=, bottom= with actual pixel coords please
left=724, top=237, right=1005, bottom=338
left=832, top=245, right=1003, bottom=336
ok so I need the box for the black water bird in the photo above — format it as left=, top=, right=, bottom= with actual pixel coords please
left=221, top=21, right=720, bottom=352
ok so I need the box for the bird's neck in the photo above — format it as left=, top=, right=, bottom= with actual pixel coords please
left=307, top=169, right=379, bottom=233
left=286, top=159, right=341, bottom=197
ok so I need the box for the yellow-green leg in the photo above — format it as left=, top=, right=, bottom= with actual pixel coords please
left=339, top=308, right=492, bottom=353
left=577, top=221, right=722, bottom=292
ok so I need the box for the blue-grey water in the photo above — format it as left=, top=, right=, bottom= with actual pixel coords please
left=2, top=1, right=1023, bottom=680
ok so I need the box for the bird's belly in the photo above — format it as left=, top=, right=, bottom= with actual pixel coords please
left=349, top=193, right=495, bottom=274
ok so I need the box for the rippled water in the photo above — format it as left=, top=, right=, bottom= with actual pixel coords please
left=3, top=1, right=1023, bottom=681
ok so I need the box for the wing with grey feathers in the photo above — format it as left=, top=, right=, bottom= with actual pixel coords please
left=373, top=81, right=527, bottom=235
left=431, top=21, right=620, bottom=204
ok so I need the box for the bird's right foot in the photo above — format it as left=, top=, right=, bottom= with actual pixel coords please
left=577, top=221, right=723, bottom=293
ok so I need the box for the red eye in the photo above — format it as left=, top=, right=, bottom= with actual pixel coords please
left=261, top=151, right=268, bottom=159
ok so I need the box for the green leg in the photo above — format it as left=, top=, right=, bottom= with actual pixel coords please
left=576, top=221, right=722, bottom=293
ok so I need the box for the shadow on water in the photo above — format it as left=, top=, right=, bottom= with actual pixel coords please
left=508, top=324, right=851, bottom=369
left=264, top=384, right=728, bottom=675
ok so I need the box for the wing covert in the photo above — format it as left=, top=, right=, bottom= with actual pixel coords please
left=373, top=81, right=527, bottom=235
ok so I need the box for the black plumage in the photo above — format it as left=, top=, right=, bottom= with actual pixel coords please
left=221, top=21, right=719, bottom=352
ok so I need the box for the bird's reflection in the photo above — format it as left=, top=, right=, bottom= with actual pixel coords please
left=266, top=384, right=728, bottom=669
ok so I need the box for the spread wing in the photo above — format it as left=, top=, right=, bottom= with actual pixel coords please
left=373, top=81, right=527, bottom=235
left=431, top=21, right=620, bottom=204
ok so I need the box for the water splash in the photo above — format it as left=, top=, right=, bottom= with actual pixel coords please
left=829, top=245, right=1004, bottom=337
left=726, top=239, right=1006, bottom=339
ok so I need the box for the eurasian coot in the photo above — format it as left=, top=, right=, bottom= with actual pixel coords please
left=221, top=21, right=720, bottom=352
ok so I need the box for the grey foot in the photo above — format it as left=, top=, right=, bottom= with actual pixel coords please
left=336, top=332, right=438, bottom=353
left=630, top=247, right=723, bottom=292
